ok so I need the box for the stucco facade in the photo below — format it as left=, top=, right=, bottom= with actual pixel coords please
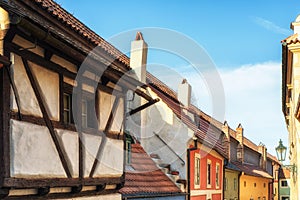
left=240, top=175, right=270, bottom=200
left=282, top=14, right=300, bottom=200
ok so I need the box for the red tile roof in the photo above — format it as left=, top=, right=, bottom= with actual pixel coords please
left=282, top=33, right=299, bottom=45
left=22, top=0, right=130, bottom=67
left=119, top=143, right=182, bottom=196
left=232, top=161, right=273, bottom=179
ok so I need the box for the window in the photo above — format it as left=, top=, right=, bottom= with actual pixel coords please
left=207, top=159, right=212, bottom=188
left=281, top=196, right=290, bottom=200
left=194, top=153, right=200, bottom=188
left=254, top=183, right=256, bottom=187
left=82, top=99, right=87, bottom=128
left=244, top=181, right=246, bottom=187
left=63, top=93, right=73, bottom=124
left=263, top=183, right=266, bottom=188
left=281, top=180, right=288, bottom=187
left=216, top=163, right=220, bottom=188
left=234, top=178, right=237, bottom=190
left=125, top=133, right=134, bottom=164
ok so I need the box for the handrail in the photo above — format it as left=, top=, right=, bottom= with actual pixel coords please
left=154, top=132, right=185, bottom=165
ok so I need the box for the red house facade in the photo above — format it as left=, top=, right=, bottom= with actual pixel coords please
left=189, top=144, right=224, bottom=200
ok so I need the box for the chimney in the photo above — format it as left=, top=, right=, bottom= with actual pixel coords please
left=178, top=79, right=191, bottom=107
left=222, top=121, right=231, bottom=161
left=258, top=144, right=267, bottom=170
left=236, top=123, right=244, bottom=163
left=130, top=32, right=147, bottom=84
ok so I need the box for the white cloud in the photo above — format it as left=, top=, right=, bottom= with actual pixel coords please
left=253, top=17, right=291, bottom=36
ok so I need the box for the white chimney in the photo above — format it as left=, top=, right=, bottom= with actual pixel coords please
left=130, top=32, right=147, bottom=84
left=292, top=15, right=300, bottom=35
left=178, top=79, right=191, bottom=107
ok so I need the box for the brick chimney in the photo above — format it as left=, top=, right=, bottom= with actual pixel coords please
left=258, top=144, right=267, bottom=170
left=130, top=32, right=148, bottom=84
left=222, top=121, right=231, bottom=161
left=178, top=79, right=191, bottom=107
left=236, top=123, right=244, bottom=163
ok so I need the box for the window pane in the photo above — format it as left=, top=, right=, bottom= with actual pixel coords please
left=64, top=110, right=69, bottom=123
left=64, top=94, right=70, bottom=109
left=207, top=161, right=211, bottom=185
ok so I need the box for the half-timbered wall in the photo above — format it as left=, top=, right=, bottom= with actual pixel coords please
left=0, top=27, right=125, bottom=198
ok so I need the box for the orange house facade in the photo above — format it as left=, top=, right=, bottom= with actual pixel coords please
left=189, top=144, right=224, bottom=200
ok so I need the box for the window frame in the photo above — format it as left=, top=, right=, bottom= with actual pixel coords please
left=207, top=159, right=212, bottom=188
left=194, top=153, right=201, bottom=189
left=281, top=179, right=289, bottom=188
left=216, top=163, right=220, bottom=189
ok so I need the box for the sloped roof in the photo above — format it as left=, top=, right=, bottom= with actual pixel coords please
left=147, top=76, right=227, bottom=157
left=279, top=168, right=291, bottom=179
left=9, top=0, right=130, bottom=67
left=232, top=161, right=273, bottom=179
left=119, top=143, right=182, bottom=197
left=282, top=33, right=299, bottom=45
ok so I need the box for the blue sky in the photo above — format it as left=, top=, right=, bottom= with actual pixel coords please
left=57, top=0, right=300, bottom=156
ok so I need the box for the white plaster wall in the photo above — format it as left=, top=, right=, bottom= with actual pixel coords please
left=126, top=87, right=191, bottom=178
left=12, top=35, right=44, bottom=57
left=53, top=193, right=121, bottom=200
left=99, top=91, right=123, bottom=132
left=11, top=54, right=42, bottom=117
left=11, top=119, right=123, bottom=178
left=111, top=98, right=124, bottom=132
left=30, top=61, right=59, bottom=120
left=11, top=54, right=59, bottom=120
left=82, top=134, right=123, bottom=178
left=56, top=129, right=79, bottom=177
left=51, top=54, right=77, bottom=73
left=10, top=120, right=66, bottom=178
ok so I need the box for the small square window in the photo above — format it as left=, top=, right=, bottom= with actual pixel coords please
left=281, top=180, right=288, bottom=187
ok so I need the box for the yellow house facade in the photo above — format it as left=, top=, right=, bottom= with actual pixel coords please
left=282, top=14, right=300, bottom=200
left=240, top=174, right=270, bottom=200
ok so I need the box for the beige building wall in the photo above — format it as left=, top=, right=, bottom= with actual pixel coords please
left=282, top=15, right=300, bottom=200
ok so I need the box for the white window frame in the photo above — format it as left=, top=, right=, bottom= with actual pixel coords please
left=207, top=159, right=212, bottom=188
left=216, top=163, right=220, bottom=189
left=280, top=179, right=289, bottom=188
left=194, top=153, right=200, bottom=189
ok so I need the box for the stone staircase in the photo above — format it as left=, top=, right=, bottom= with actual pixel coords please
left=150, top=154, right=186, bottom=192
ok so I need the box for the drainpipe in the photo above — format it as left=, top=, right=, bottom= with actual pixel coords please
left=238, top=171, right=242, bottom=200
left=187, top=137, right=198, bottom=200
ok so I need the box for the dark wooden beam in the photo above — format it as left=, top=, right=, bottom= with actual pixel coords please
left=89, top=97, right=120, bottom=178
left=22, top=58, right=72, bottom=178
left=126, top=98, right=160, bottom=117
left=0, top=49, right=11, bottom=186
left=10, top=112, right=121, bottom=140
left=6, top=42, right=77, bottom=79
left=3, top=177, right=122, bottom=188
